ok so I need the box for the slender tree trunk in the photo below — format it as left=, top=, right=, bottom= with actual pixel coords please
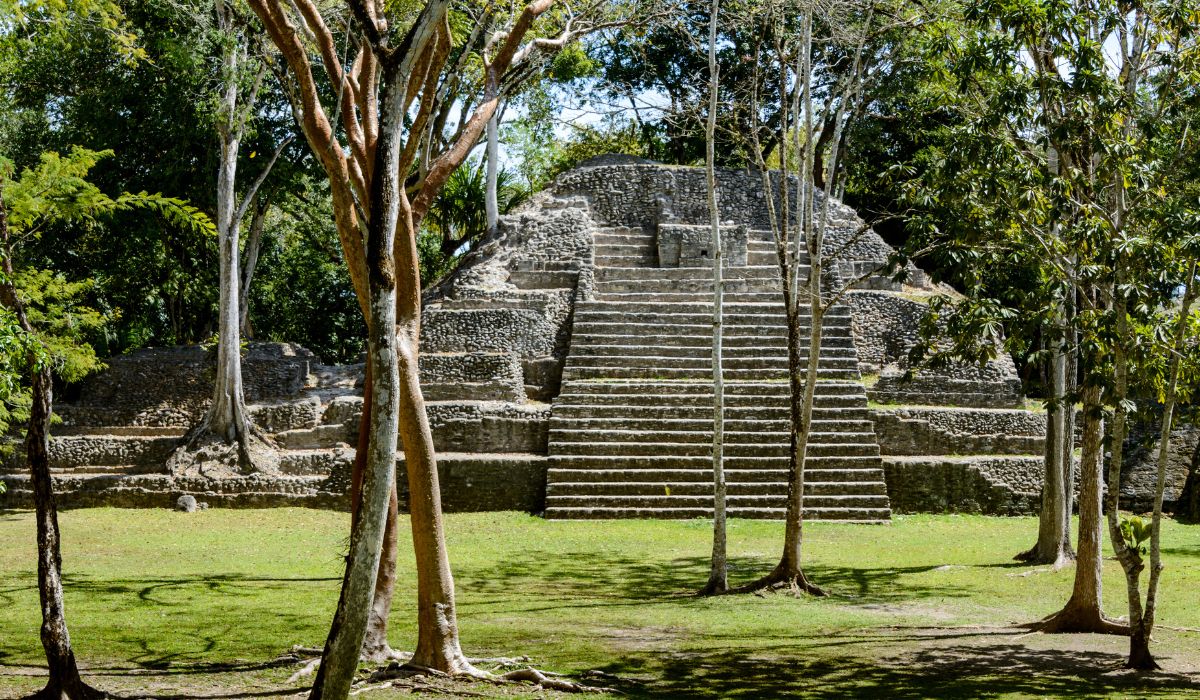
left=1108, top=265, right=1195, bottom=669
left=239, top=193, right=271, bottom=339
left=1062, top=285, right=1078, bottom=550
left=345, top=314, right=402, bottom=665
left=485, top=111, right=500, bottom=235
left=1020, top=334, right=1071, bottom=565
left=1038, top=383, right=1125, bottom=634
left=701, top=0, right=728, bottom=597
left=0, top=193, right=101, bottom=700
left=210, top=133, right=251, bottom=446
left=309, top=78, right=406, bottom=698
left=170, top=6, right=283, bottom=475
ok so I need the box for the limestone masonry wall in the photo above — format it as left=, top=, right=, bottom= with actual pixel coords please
left=0, top=159, right=1101, bottom=516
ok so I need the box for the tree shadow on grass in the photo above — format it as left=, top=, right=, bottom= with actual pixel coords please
left=598, top=629, right=1200, bottom=699
left=458, top=551, right=972, bottom=611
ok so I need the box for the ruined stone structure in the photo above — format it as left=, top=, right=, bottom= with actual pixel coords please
left=4, top=158, right=1132, bottom=517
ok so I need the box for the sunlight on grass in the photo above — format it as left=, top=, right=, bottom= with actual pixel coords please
left=1, top=510, right=1199, bottom=697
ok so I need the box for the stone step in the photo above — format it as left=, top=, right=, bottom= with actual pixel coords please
left=595, top=278, right=787, bottom=293
left=280, top=448, right=352, bottom=476
left=549, top=454, right=882, bottom=470
left=546, top=481, right=887, bottom=497
left=564, top=355, right=859, bottom=371
left=546, top=467, right=887, bottom=483
left=572, top=310, right=852, bottom=327
left=597, top=256, right=658, bottom=267
left=595, top=265, right=784, bottom=282
left=274, top=424, right=352, bottom=449
left=561, top=366, right=861, bottom=381
left=48, top=464, right=142, bottom=475
left=555, top=380, right=869, bottom=397
left=549, top=418, right=877, bottom=436
left=52, top=425, right=187, bottom=437
left=565, top=344, right=859, bottom=359
left=594, top=233, right=654, bottom=246
left=595, top=242, right=656, bottom=256
left=570, top=321, right=854, bottom=338
left=46, top=434, right=178, bottom=469
left=577, top=300, right=800, bottom=314
left=568, top=333, right=857, bottom=349
left=596, top=291, right=784, bottom=304
left=542, top=505, right=891, bottom=521
left=553, top=394, right=868, bottom=411
left=549, top=441, right=880, bottom=458
left=549, top=404, right=870, bottom=420
left=546, top=492, right=890, bottom=509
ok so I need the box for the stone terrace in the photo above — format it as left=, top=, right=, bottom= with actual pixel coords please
left=1, top=159, right=1086, bottom=516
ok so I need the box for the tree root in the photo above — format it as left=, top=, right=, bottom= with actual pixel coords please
left=365, top=659, right=617, bottom=694
left=30, top=680, right=110, bottom=699
left=727, top=564, right=826, bottom=597
left=1029, top=606, right=1129, bottom=635
left=1014, top=545, right=1076, bottom=567
left=166, top=418, right=280, bottom=478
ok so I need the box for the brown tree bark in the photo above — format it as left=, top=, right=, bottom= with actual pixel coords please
left=249, top=0, right=600, bottom=683
left=1, top=185, right=103, bottom=700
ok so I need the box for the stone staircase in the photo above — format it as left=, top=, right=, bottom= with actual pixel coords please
left=544, top=226, right=891, bottom=521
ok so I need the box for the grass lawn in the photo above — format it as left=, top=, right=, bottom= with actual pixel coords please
left=1, top=509, right=1199, bottom=698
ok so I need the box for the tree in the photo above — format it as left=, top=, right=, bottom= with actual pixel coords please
left=727, top=0, right=884, bottom=596
left=169, top=0, right=295, bottom=476
left=247, top=1, right=627, bottom=693
left=701, top=0, right=727, bottom=597
left=0, top=147, right=212, bottom=700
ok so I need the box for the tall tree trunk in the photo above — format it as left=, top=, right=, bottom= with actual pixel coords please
left=309, top=78, right=406, bottom=698
left=1061, top=284, right=1078, bottom=550
left=170, top=6, right=282, bottom=476
left=702, top=0, right=728, bottom=596
left=0, top=193, right=102, bottom=700
left=210, top=133, right=252, bottom=447
left=1019, top=333, right=1071, bottom=565
left=485, top=111, right=500, bottom=235
left=1038, top=383, right=1125, bottom=634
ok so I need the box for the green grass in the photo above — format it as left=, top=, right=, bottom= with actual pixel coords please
left=1, top=510, right=1200, bottom=698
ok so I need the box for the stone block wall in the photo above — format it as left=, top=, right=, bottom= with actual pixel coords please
left=871, top=407, right=1044, bottom=456
left=849, top=290, right=1024, bottom=408
left=552, top=164, right=895, bottom=267
left=657, top=223, right=748, bottom=267
left=58, top=343, right=315, bottom=428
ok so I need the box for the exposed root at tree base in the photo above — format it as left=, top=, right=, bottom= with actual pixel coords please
left=1027, top=607, right=1130, bottom=635
left=167, top=420, right=280, bottom=478
left=1013, top=546, right=1076, bottom=567
left=30, top=681, right=110, bottom=699
left=727, top=566, right=826, bottom=596
left=363, top=660, right=619, bottom=694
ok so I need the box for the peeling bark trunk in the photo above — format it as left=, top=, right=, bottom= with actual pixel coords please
left=397, top=204, right=472, bottom=672
left=309, top=74, right=405, bottom=699
left=702, top=0, right=728, bottom=597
